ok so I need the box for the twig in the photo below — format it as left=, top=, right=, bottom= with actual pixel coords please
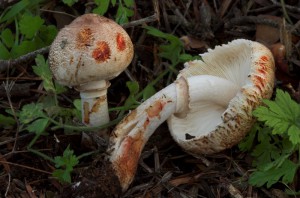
left=279, top=0, right=293, bottom=24
left=122, top=13, right=159, bottom=29
left=0, top=83, right=34, bottom=97
left=269, top=0, right=300, bottom=13
left=225, top=15, right=300, bottom=36
left=3, top=81, right=21, bottom=157
left=0, top=46, right=50, bottom=72
left=0, top=160, right=52, bottom=174
left=4, top=173, right=11, bottom=197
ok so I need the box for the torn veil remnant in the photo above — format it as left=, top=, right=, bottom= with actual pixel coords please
left=49, top=14, right=134, bottom=126
left=107, top=39, right=275, bottom=192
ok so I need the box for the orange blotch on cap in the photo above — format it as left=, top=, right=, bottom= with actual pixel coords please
left=76, top=28, right=93, bottom=49
left=260, top=55, right=268, bottom=62
left=116, top=33, right=126, bottom=51
left=92, top=41, right=111, bottom=62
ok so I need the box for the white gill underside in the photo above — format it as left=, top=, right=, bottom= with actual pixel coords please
left=168, top=75, right=239, bottom=140
left=169, top=39, right=255, bottom=140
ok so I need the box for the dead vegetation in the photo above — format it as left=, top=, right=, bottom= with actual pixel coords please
left=0, top=0, right=300, bottom=197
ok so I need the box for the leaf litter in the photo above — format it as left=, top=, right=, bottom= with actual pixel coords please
left=0, top=0, right=300, bottom=197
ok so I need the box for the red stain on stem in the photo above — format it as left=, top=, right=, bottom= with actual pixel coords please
left=114, top=131, right=144, bottom=187
left=146, top=100, right=165, bottom=118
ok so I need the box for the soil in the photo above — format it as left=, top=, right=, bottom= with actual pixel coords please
left=1, top=0, right=300, bottom=197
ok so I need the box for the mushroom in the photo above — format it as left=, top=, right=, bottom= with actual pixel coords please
left=167, top=39, right=275, bottom=155
left=108, top=39, right=275, bottom=191
left=64, top=39, right=275, bottom=196
left=49, top=14, right=134, bottom=126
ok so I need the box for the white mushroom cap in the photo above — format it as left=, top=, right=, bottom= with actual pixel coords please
left=49, top=13, right=134, bottom=86
left=167, top=39, right=275, bottom=155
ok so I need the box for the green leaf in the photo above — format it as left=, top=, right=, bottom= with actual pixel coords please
left=19, top=14, right=44, bottom=39
left=0, top=0, right=30, bottom=23
left=10, top=40, right=38, bottom=58
left=115, top=4, right=134, bottom=24
left=52, top=169, right=71, bottom=183
left=124, top=0, right=134, bottom=7
left=127, top=81, right=139, bottom=95
left=53, top=145, right=79, bottom=183
left=0, top=41, right=11, bottom=59
left=111, top=0, right=117, bottom=6
left=26, top=118, right=49, bottom=135
left=93, top=0, right=110, bottom=15
left=144, top=26, right=184, bottom=65
left=249, top=160, right=298, bottom=188
left=179, top=54, right=200, bottom=62
left=0, top=114, right=16, bottom=127
left=62, top=0, right=78, bottom=7
left=238, top=124, right=259, bottom=152
left=1, top=28, right=14, bottom=48
left=143, top=84, right=156, bottom=100
left=54, top=147, right=79, bottom=168
left=32, top=55, right=56, bottom=92
left=19, top=103, right=45, bottom=124
left=253, top=89, right=300, bottom=145
left=73, top=99, right=82, bottom=120
left=38, top=25, right=58, bottom=45
left=122, top=81, right=140, bottom=109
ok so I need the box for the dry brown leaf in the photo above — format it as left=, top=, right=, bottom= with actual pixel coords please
left=256, top=15, right=282, bottom=45
left=180, top=35, right=208, bottom=50
left=0, top=153, right=10, bottom=173
left=25, top=183, right=37, bottom=198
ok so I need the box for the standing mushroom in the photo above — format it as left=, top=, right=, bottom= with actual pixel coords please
left=108, top=39, right=275, bottom=191
left=49, top=14, right=134, bottom=126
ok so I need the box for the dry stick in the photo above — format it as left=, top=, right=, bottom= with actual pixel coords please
left=0, top=160, right=52, bottom=174
left=225, top=16, right=300, bottom=36
left=0, top=46, right=50, bottom=72
left=0, top=83, right=34, bottom=97
left=269, top=0, right=300, bottom=13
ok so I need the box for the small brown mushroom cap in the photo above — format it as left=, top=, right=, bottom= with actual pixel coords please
left=167, top=39, right=275, bottom=155
left=49, top=14, right=134, bottom=86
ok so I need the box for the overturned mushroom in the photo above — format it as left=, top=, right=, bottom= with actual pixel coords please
left=49, top=14, right=134, bottom=126
left=65, top=39, right=275, bottom=196
left=168, top=39, right=275, bottom=155
left=108, top=39, right=275, bottom=191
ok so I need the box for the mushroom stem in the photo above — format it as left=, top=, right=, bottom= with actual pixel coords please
left=108, top=75, right=239, bottom=191
left=77, top=80, right=111, bottom=126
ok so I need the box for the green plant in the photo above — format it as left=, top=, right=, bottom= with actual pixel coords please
left=239, top=89, right=300, bottom=190
left=52, top=145, right=79, bottom=183
left=61, top=0, right=134, bottom=24
left=93, top=0, right=134, bottom=24
left=0, top=0, right=57, bottom=59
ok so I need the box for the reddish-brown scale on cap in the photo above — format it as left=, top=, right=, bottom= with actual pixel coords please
left=116, top=33, right=126, bottom=51
left=114, top=131, right=144, bottom=186
left=252, top=75, right=265, bottom=93
left=257, top=55, right=270, bottom=75
left=92, top=41, right=111, bottom=62
left=76, top=28, right=93, bottom=49
left=260, top=55, right=268, bottom=62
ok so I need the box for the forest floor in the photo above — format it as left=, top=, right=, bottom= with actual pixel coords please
left=0, top=0, right=300, bottom=197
